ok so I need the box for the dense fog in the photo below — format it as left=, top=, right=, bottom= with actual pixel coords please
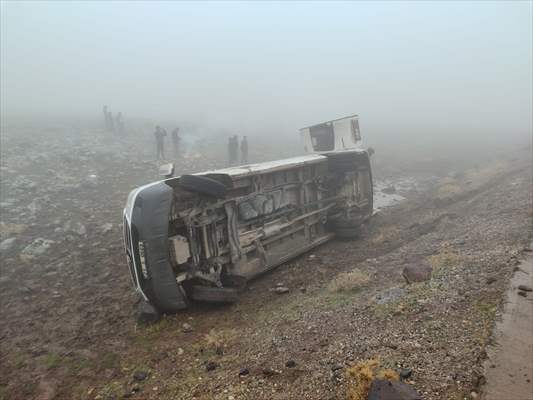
left=1, top=1, right=531, bottom=149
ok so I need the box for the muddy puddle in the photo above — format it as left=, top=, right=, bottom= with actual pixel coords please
left=373, top=177, right=421, bottom=210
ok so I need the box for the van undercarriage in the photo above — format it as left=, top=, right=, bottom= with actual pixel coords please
left=124, top=150, right=373, bottom=312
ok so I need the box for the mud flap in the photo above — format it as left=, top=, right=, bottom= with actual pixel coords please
left=133, top=182, right=188, bottom=312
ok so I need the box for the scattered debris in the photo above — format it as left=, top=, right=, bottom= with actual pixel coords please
left=331, top=364, right=344, bottom=372
left=486, top=276, right=497, bottom=284
left=285, top=360, right=296, bottom=368
left=100, top=223, right=113, bottom=234
left=270, top=286, right=290, bottom=294
left=262, top=367, right=276, bottom=377
left=21, top=238, right=54, bottom=257
left=375, top=287, right=406, bottom=305
left=133, top=370, right=148, bottom=382
left=205, top=361, right=218, bottom=372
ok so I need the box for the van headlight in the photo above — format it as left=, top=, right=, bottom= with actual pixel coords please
left=124, top=188, right=138, bottom=219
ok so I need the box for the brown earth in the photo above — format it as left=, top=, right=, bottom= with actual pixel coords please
left=0, top=127, right=531, bottom=400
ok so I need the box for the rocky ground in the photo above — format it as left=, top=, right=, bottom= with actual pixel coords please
left=0, top=125, right=531, bottom=400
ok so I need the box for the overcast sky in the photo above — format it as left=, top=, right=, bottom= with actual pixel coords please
left=1, top=1, right=531, bottom=143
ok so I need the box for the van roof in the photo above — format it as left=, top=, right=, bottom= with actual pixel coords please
left=300, top=114, right=359, bottom=130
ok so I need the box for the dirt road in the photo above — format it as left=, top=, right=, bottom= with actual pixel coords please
left=0, top=128, right=531, bottom=400
left=481, top=242, right=533, bottom=400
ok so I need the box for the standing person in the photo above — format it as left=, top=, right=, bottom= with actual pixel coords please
left=154, top=126, right=166, bottom=160
left=233, top=135, right=239, bottom=165
left=228, top=136, right=234, bottom=166
left=102, top=105, right=109, bottom=131
left=171, top=127, right=180, bottom=157
left=240, top=135, right=248, bottom=164
left=107, top=109, right=115, bottom=133
left=115, top=112, right=124, bottom=135
left=103, top=105, right=114, bottom=132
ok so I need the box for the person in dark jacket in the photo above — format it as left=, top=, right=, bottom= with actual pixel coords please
left=240, top=135, right=249, bottom=164
left=171, top=127, right=180, bottom=157
left=154, top=126, right=166, bottom=159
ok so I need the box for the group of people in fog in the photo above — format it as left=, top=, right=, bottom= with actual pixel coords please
left=154, top=126, right=180, bottom=160
left=228, top=135, right=248, bottom=166
left=102, top=105, right=125, bottom=135
left=102, top=107, right=251, bottom=165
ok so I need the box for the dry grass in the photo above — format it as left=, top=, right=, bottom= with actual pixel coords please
left=328, top=269, right=371, bottom=293
left=436, top=162, right=507, bottom=200
left=345, top=359, right=399, bottom=400
left=204, top=328, right=237, bottom=355
left=369, top=226, right=401, bottom=245
left=0, top=222, right=27, bottom=239
left=436, top=180, right=462, bottom=198
left=427, top=248, right=462, bottom=277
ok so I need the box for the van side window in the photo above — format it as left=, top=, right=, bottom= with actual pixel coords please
left=309, top=123, right=335, bottom=151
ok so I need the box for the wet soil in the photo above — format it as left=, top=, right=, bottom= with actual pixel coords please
left=0, top=127, right=531, bottom=400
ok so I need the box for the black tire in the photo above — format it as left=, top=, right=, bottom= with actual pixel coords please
left=179, top=175, right=227, bottom=198
left=335, top=227, right=360, bottom=240
left=333, top=218, right=363, bottom=229
left=190, top=285, right=239, bottom=303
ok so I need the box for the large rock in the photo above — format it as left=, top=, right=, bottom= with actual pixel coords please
left=402, top=264, right=432, bottom=284
left=368, top=379, right=422, bottom=400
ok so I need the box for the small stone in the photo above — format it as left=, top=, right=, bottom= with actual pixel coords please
left=518, top=285, right=532, bottom=292
left=299, top=286, right=307, bottom=293
left=0, top=237, right=16, bottom=252
left=177, top=348, right=184, bottom=355
left=400, top=368, right=413, bottom=380
left=262, top=367, right=275, bottom=376
left=133, top=370, right=148, bottom=382
left=518, top=291, right=527, bottom=298
left=205, top=361, right=218, bottom=371
left=331, top=364, right=343, bottom=372
left=270, top=286, right=289, bottom=294
left=486, top=276, right=497, bottom=284
left=285, top=360, right=296, bottom=368
left=101, top=223, right=113, bottom=234
left=182, top=323, right=193, bottom=333
left=239, top=367, right=249, bottom=376
left=470, top=391, right=479, bottom=399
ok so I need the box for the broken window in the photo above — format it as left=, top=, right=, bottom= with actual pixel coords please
left=309, top=123, right=335, bottom=151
